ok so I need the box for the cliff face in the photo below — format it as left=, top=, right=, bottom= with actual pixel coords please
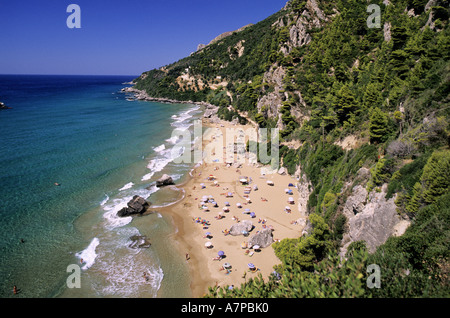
left=340, top=183, right=410, bottom=255
left=257, top=0, right=326, bottom=130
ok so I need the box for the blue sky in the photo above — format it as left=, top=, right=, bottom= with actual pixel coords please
left=0, top=0, right=288, bottom=75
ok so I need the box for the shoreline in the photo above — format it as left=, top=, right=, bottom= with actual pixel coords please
left=121, top=86, right=218, bottom=110
left=156, top=116, right=308, bottom=297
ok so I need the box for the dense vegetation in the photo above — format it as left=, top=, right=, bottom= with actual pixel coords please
left=133, top=0, right=449, bottom=298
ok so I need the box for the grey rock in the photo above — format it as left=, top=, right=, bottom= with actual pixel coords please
left=248, top=228, right=274, bottom=248
left=342, top=185, right=368, bottom=219
left=203, top=104, right=219, bottom=118
left=156, top=174, right=174, bottom=187
left=117, top=195, right=150, bottom=217
left=341, top=184, right=409, bottom=255
left=230, top=220, right=253, bottom=236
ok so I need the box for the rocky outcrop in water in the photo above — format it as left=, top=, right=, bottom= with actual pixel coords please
left=0, top=101, right=12, bottom=110
left=156, top=174, right=174, bottom=187
left=117, top=195, right=150, bottom=217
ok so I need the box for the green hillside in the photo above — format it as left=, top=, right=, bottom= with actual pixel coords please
left=133, top=0, right=449, bottom=297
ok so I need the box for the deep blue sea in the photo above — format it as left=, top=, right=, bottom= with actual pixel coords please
left=0, top=75, right=201, bottom=297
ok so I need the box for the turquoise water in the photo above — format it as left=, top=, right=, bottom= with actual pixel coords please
left=0, top=75, right=201, bottom=297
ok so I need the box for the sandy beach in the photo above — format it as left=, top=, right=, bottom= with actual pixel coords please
left=161, top=117, right=307, bottom=297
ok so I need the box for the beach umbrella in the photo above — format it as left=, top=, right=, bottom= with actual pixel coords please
left=236, top=203, right=242, bottom=208
left=241, top=242, right=247, bottom=249
left=288, top=197, right=294, bottom=203
left=244, top=208, right=250, bottom=212
left=248, top=263, right=255, bottom=269
left=205, top=232, right=211, bottom=236
left=252, top=245, right=260, bottom=250
left=285, top=188, right=289, bottom=193
left=224, top=201, right=230, bottom=206
left=227, top=192, right=233, bottom=197
left=285, top=206, right=291, bottom=210
left=250, top=212, right=256, bottom=218
left=205, top=242, right=213, bottom=248
left=223, top=263, right=231, bottom=269
left=218, top=251, right=225, bottom=257
left=288, top=183, right=294, bottom=187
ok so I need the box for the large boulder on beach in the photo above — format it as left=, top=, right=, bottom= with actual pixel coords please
left=156, top=174, right=174, bottom=187
left=248, top=228, right=274, bottom=248
left=117, top=195, right=150, bottom=217
left=230, top=220, right=253, bottom=236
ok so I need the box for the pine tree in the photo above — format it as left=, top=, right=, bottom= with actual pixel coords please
left=420, top=150, right=450, bottom=204
left=364, top=82, right=383, bottom=109
left=334, top=84, right=358, bottom=124
left=369, top=107, right=390, bottom=144
left=406, top=150, right=450, bottom=215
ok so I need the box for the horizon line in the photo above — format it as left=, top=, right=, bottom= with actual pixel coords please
left=0, top=73, right=139, bottom=77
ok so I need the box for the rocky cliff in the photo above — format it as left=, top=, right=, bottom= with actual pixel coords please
left=196, top=23, right=254, bottom=52
left=340, top=183, right=410, bottom=255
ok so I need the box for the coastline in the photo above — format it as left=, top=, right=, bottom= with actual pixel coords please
left=121, top=86, right=218, bottom=110
left=156, top=116, right=308, bottom=297
left=122, top=86, right=308, bottom=297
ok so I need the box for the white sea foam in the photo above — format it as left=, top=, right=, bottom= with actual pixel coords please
left=153, top=144, right=166, bottom=153
left=90, top=227, right=164, bottom=297
left=141, top=149, right=173, bottom=181
left=100, top=194, right=109, bottom=206
left=99, top=256, right=164, bottom=297
left=102, top=187, right=158, bottom=230
left=119, top=182, right=134, bottom=191
left=165, top=135, right=180, bottom=144
left=76, top=237, right=100, bottom=270
left=170, top=105, right=200, bottom=130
